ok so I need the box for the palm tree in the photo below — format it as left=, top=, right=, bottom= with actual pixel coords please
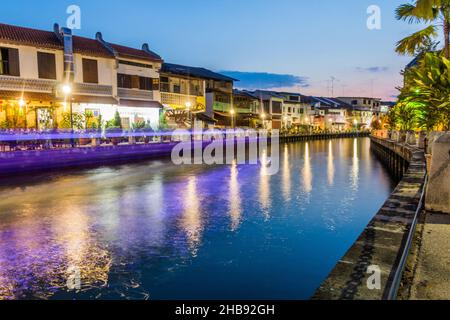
left=396, top=0, right=450, bottom=58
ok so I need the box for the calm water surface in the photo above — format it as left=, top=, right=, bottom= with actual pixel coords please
left=0, top=138, right=395, bottom=300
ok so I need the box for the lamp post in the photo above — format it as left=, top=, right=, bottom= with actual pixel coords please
left=230, top=108, right=236, bottom=129
left=62, top=84, right=73, bottom=146
left=185, top=101, right=193, bottom=141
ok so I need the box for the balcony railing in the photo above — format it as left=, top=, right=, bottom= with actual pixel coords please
left=118, top=88, right=154, bottom=100
left=213, top=101, right=232, bottom=112
left=0, top=75, right=56, bottom=92
left=161, top=92, right=197, bottom=109
left=73, top=83, right=113, bottom=96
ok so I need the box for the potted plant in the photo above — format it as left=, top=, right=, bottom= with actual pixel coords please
left=105, top=111, right=123, bottom=146
left=131, top=120, right=146, bottom=144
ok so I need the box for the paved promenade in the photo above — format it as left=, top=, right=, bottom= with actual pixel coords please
left=401, top=211, right=450, bottom=300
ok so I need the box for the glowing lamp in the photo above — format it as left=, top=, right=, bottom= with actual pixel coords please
left=62, top=84, right=72, bottom=95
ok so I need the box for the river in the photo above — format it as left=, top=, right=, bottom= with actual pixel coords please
left=0, top=138, right=395, bottom=300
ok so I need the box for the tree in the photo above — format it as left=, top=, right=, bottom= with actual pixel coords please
left=398, top=52, right=450, bottom=130
left=392, top=101, right=420, bottom=131
left=396, top=0, right=450, bottom=58
left=158, top=111, right=169, bottom=131
left=113, top=110, right=122, bottom=129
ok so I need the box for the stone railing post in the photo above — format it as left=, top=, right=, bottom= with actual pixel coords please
left=406, top=131, right=417, bottom=146
left=426, top=132, right=450, bottom=214
left=418, top=131, right=427, bottom=149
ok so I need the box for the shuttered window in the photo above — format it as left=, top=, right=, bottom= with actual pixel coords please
left=139, top=77, right=152, bottom=91
left=37, top=52, right=56, bottom=80
left=131, top=75, right=140, bottom=89
left=118, top=73, right=132, bottom=88
left=82, top=58, right=98, bottom=84
left=0, top=47, right=20, bottom=76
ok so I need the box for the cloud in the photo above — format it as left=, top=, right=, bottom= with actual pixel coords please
left=219, top=71, right=310, bottom=90
left=356, top=66, right=389, bottom=73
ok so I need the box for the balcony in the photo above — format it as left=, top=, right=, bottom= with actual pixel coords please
left=118, top=88, right=154, bottom=101
left=73, top=83, right=113, bottom=96
left=213, top=101, right=232, bottom=113
left=161, top=92, right=197, bottom=109
left=0, top=75, right=56, bottom=93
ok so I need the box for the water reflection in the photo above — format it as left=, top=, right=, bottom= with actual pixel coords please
left=351, top=138, right=360, bottom=190
left=282, top=145, right=291, bottom=201
left=229, top=161, right=242, bottom=231
left=259, top=149, right=271, bottom=217
left=328, top=141, right=335, bottom=186
left=180, top=177, right=203, bottom=256
left=302, top=143, right=312, bottom=194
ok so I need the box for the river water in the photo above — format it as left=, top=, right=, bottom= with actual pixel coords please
left=0, top=138, right=395, bottom=300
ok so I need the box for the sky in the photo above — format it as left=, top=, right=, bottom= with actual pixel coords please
left=0, top=0, right=425, bottom=100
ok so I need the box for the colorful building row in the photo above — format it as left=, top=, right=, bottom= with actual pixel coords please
left=0, top=22, right=391, bottom=132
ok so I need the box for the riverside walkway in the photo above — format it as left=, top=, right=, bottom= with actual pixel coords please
left=400, top=210, right=450, bottom=299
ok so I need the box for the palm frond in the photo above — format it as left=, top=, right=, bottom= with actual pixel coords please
left=414, top=0, right=442, bottom=20
left=396, top=25, right=438, bottom=55
left=396, top=4, right=424, bottom=23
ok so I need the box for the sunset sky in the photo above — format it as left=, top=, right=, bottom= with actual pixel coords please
left=1, top=0, right=425, bottom=100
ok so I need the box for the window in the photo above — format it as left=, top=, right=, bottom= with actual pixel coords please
left=152, top=78, right=159, bottom=91
left=352, top=100, right=358, bottom=105
left=160, top=77, right=169, bottom=92
left=139, top=77, right=152, bottom=91
left=272, top=101, right=282, bottom=114
left=289, top=95, right=299, bottom=102
left=173, top=84, right=181, bottom=94
left=37, top=52, right=56, bottom=80
left=82, top=59, right=98, bottom=84
left=0, top=47, right=20, bottom=76
left=118, top=73, right=132, bottom=88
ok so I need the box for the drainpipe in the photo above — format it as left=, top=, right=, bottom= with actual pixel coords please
left=96, top=32, right=119, bottom=99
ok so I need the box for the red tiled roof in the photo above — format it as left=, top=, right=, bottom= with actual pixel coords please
left=0, top=23, right=162, bottom=63
left=72, top=36, right=114, bottom=58
left=110, top=43, right=162, bottom=63
left=0, top=23, right=63, bottom=50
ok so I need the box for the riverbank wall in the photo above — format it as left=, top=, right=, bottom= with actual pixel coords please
left=314, top=136, right=427, bottom=300
left=0, top=131, right=369, bottom=176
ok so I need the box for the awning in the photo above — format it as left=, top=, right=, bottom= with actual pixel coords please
left=72, top=95, right=118, bottom=105
left=119, top=99, right=163, bottom=109
left=0, top=90, right=57, bottom=102
left=197, top=113, right=217, bottom=124
left=214, top=111, right=232, bottom=118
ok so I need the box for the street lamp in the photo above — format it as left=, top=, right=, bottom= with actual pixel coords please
left=185, top=101, right=193, bottom=141
left=230, top=108, right=236, bottom=129
left=62, top=84, right=74, bottom=146
left=353, top=119, right=358, bottom=132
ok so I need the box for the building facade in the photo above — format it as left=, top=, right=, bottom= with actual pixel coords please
left=0, top=22, right=163, bottom=131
